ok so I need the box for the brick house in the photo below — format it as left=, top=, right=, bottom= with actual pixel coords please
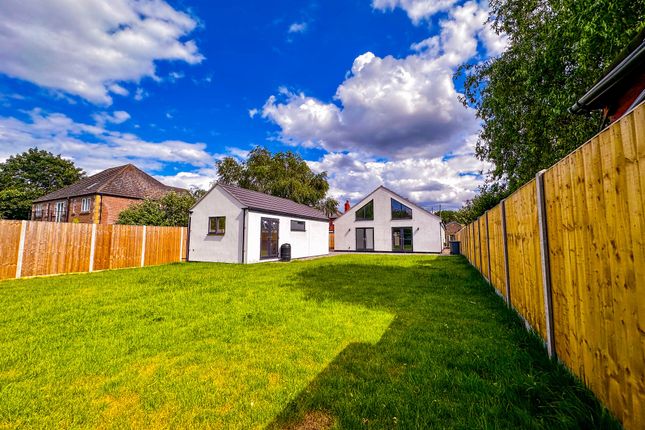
left=445, top=221, right=463, bottom=242
left=31, top=164, right=187, bottom=224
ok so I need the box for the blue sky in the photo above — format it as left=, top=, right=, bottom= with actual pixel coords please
left=0, top=0, right=506, bottom=210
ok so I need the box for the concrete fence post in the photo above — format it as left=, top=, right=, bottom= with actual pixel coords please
left=485, top=212, right=492, bottom=282
left=15, top=220, right=27, bottom=279
left=89, top=223, right=97, bottom=272
left=536, top=170, right=556, bottom=359
left=500, top=200, right=511, bottom=306
left=140, top=225, right=147, bottom=268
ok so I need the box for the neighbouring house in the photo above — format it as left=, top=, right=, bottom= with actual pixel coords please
left=188, top=183, right=329, bottom=264
left=333, top=186, right=444, bottom=253
left=570, top=29, right=645, bottom=125
left=445, top=221, right=463, bottom=245
left=32, top=164, right=186, bottom=224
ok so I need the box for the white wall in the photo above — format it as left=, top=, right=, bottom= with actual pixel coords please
left=188, top=186, right=244, bottom=263
left=245, top=211, right=329, bottom=264
left=334, top=187, right=444, bottom=253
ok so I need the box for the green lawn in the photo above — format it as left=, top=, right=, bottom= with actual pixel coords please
left=0, top=255, right=617, bottom=429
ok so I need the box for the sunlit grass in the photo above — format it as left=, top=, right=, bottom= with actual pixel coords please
left=0, top=255, right=618, bottom=429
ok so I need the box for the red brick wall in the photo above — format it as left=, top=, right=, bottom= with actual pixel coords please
left=100, top=195, right=142, bottom=224
left=67, top=196, right=95, bottom=223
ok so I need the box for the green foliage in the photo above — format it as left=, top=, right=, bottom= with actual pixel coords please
left=435, top=210, right=467, bottom=225
left=217, top=147, right=338, bottom=211
left=0, top=256, right=619, bottom=428
left=0, top=148, right=84, bottom=219
left=458, top=183, right=511, bottom=223
left=116, top=191, right=196, bottom=226
left=458, top=0, right=645, bottom=191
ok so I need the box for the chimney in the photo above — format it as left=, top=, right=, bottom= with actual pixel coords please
left=344, top=200, right=351, bottom=213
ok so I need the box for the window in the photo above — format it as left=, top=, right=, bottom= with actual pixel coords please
left=55, top=201, right=66, bottom=223
left=208, top=217, right=226, bottom=235
left=291, top=220, right=306, bottom=231
left=34, top=204, right=42, bottom=217
left=81, top=197, right=91, bottom=213
left=391, top=198, right=412, bottom=219
left=355, top=200, right=374, bottom=221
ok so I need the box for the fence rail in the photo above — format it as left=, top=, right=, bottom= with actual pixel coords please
left=456, top=102, right=645, bottom=430
left=0, top=220, right=187, bottom=281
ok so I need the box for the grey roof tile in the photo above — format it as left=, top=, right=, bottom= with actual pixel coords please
left=218, top=183, right=328, bottom=221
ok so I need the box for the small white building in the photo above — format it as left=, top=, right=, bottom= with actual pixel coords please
left=188, top=183, right=329, bottom=263
left=333, top=186, right=444, bottom=253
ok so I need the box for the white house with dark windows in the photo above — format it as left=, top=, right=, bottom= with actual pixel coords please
left=187, top=183, right=329, bottom=264
left=333, top=186, right=444, bottom=253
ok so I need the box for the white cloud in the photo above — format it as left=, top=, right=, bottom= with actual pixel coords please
left=0, top=0, right=203, bottom=104
left=248, top=108, right=259, bottom=118
left=0, top=109, right=214, bottom=174
left=288, top=22, right=308, bottom=33
left=261, top=1, right=506, bottom=206
left=262, top=2, right=505, bottom=160
left=92, top=110, right=131, bottom=125
left=309, top=145, right=490, bottom=209
left=154, top=168, right=218, bottom=191
left=372, top=0, right=458, bottom=24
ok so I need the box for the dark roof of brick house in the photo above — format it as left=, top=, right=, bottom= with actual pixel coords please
left=213, top=183, right=328, bottom=221
left=34, top=164, right=186, bottom=203
left=445, top=221, right=463, bottom=235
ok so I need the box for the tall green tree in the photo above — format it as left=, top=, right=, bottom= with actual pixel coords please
left=116, top=191, right=199, bottom=227
left=458, top=0, right=645, bottom=192
left=0, top=148, right=85, bottom=219
left=217, top=147, right=339, bottom=211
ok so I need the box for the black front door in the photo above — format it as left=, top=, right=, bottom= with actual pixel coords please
left=260, top=217, right=279, bottom=259
left=392, top=227, right=413, bottom=252
left=356, top=228, right=374, bottom=251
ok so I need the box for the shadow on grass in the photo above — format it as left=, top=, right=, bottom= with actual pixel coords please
left=268, top=257, right=619, bottom=429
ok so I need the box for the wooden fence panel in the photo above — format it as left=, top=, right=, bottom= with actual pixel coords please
left=545, top=108, right=645, bottom=429
left=487, top=205, right=506, bottom=297
left=0, top=220, right=22, bottom=280
left=21, top=221, right=93, bottom=277
left=473, top=220, right=481, bottom=272
left=144, top=226, right=182, bottom=267
left=93, top=224, right=113, bottom=271
left=329, top=232, right=335, bottom=250
left=108, top=225, right=144, bottom=269
left=479, top=216, right=490, bottom=280
left=505, top=180, right=546, bottom=339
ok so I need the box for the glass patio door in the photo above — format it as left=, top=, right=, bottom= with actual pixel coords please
left=392, top=227, right=413, bottom=252
left=356, top=228, right=374, bottom=251
left=260, top=217, right=279, bottom=259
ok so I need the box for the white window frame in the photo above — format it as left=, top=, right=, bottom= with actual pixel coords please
left=81, top=197, right=91, bottom=213
left=55, top=201, right=66, bottom=222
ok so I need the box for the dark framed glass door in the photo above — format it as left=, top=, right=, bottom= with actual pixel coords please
left=260, top=217, right=279, bottom=259
left=356, top=228, right=374, bottom=251
left=392, top=227, right=413, bottom=252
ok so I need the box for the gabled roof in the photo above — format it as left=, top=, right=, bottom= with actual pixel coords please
left=34, top=164, right=186, bottom=203
left=334, top=185, right=442, bottom=222
left=197, top=183, right=328, bottom=221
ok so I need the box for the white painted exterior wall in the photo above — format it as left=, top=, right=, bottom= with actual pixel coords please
left=245, top=212, right=329, bottom=263
left=189, top=185, right=329, bottom=264
left=188, top=187, right=244, bottom=263
left=333, top=187, right=444, bottom=253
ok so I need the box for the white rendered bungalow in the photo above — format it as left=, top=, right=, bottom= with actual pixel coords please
left=188, top=183, right=329, bottom=263
left=333, top=186, right=444, bottom=253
